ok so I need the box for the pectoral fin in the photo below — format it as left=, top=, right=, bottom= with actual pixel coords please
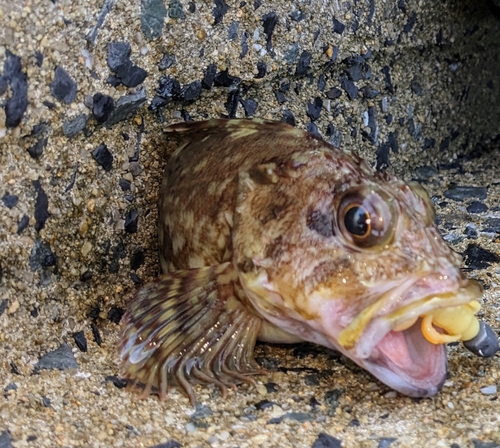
left=119, top=263, right=263, bottom=405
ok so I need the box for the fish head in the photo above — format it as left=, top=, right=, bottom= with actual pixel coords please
left=233, top=145, right=482, bottom=397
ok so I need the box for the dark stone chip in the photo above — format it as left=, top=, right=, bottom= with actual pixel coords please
left=240, top=31, right=249, bottom=58
left=381, top=66, right=394, bottom=93
left=281, top=109, right=296, bottom=126
left=326, top=87, right=342, bottom=100
left=159, top=53, right=176, bottom=70
left=464, top=224, right=478, bottom=239
left=124, top=209, right=139, bottom=233
left=295, top=50, right=312, bottom=76
left=317, top=74, right=326, bottom=91
left=33, top=180, right=49, bottom=232
left=422, top=137, right=435, bottom=150
left=105, top=375, right=128, bottom=389
left=267, top=417, right=282, bottom=424
left=119, top=178, right=131, bottom=191
left=42, top=396, right=52, bottom=407
left=106, top=88, right=147, bottom=126
left=141, top=0, right=168, bottom=39
left=180, top=80, right=202, bottom=102
left=27, top=137, right=48, bottom=159
left=149, top=441, right=182, bottom=448
left=3, top=50, right=29, bottom=128
left=107, top=306, right=125, bottom=324
left=107, top=42, right=131, bottom=71
left=275, top=91, right=287, bottom=104
left=306, top=97, right=323, bottom=121
left=130, top=250, right=145, bottom=270
left=240, top=98, right=258, bottom=117
left=349, top=419, right=360, bottom=427
left=29, top=240, right=57, bottom=270
left=0, top=75, right=7, bottom=95
left=483, top=217, right=500, bottom=233
left=106, top=75, right=122, bottom=87
left=309, top=396, right=321, bottom=407
left=312, top=432, right=343, bottom=448
left=190, top=404, right=213, bottom=420
left=2, top=193, right=18, bottom=209
left=463, top=244, right=500, bottom=270
left=214, top=70, right=241, bottom=88
left=290, top=10, right=305, bottom=21
left=91, top=323, right=102, bottom=346
left=467, top=201, right=488, bottom=214
left=440, top=136, right=450, bottom=151
left=228, top=20, right=239, bottom=40
left=411, top=77, right=422, bottom=95
left=130, top=272, right=143, bottom=284
left=0, top=300, right=7, bottom=317
left=168, top=0, right=185, bottom=18
left=403, top=12, right=417, bottom=34
left=344, top=55, right=366, bottom=82
left=92, top=143, right=113, bottom=171
left=360, top=85, right=379, bottom=99
left=115, top=61, right=148, bottom=88
left=202, top=63, right=217, bottom=89
left=224, top=89, right=240, bottom=118
left=254, top=0, right=262, bottom=9
left=471, top=440, right=499, bottom=448
left=340, top=76, right=358, bottom=100
left=35, top=50, right=43, bottom=67
left=213, top=0, right=229, bottom=25
left=262, top=11, right=278, bottom=50
left=443, top=186, right=487, bottom=202
left=50, top=66, right=77, bottom=104
left=305, top=373, right=320, bottom=386
left=188, top=1, right=195, bottom=12
left=35, top=344, right=79, bottom=371
left=255, top=61, right=266, bottom=78
left=62, top=114, right=88, bottom=138
left=73, top=331, right=88, bottom=352
left=17, top=215, right=29, bottom=234
left=282, top=412, right=314, bottom=422
left=254, top=399, right=275, bottom=410
left=4, top=382, right=17, bottom=392
left=265, top=382, right=278, bottom=393
left=80, top=270, right=93, bottom=281
left=377, top=438, right=397, bottom=448
left=0, top=430, right=13, bottom=448
left=156, top=75, right=182, bottom=100
left=92, top=93, right=115, bottom=123
left=332, top=18, right=345, bottom=34
left=306, top=122, right=322, bottom=139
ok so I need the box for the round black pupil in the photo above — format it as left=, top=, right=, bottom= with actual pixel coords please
left=344, top=206, right=369, bottom=236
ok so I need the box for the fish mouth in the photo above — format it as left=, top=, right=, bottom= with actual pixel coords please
left=334, top=277, right=483, bottom=397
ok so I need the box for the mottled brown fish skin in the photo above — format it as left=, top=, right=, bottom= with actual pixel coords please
left=120, top=118, right=483, bottom=404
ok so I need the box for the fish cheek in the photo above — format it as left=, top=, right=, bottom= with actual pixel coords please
left=306, top=209, right=334, bottom=238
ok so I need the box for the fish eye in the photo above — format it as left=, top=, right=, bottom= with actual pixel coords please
left=338, top=188, right=396, bottom=249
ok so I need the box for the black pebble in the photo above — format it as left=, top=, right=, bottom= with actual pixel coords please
left=254, top=399, right=275, bottom=410
left=228, top=20, right=239, bottom=40
left=34, top=344, right=79, bottom=371
left=188, top=1, right=195, bottom=12
left=212, top=0, right=229, bottom=25
left=149, top=441, right=182, bottom=448
left=281, top=110, right=296, bottom=126
left=157, top=75, right=181, bottom=100
left=264, top=382, right=278, bottom=393
left=317, top=74, right=326, bottom=91
left=240, top=98, right=258, bottom=117
left=92, top=143, right=113, bottom=171
left=0, top=300, right=7, bottom=317
left=443, top=186, right=487, bottom=202
left=411, top=77, right=422, bottom=95
left=262, top=11, right=278, bottom=50
left=107, top=42, right=147, bottom=88
left=467, top=201, right=488, bottom=214
left=306, top=97, right=323, bottom=121
left=29, top=240, right=57, bottom=270
left=130, top=250, right=145, bottom=270
left=340, top=76, right=358, bottom=100
left=348, top=419, right=360, bottom=427
left=483, top=217, right=500, bottom=233
left=17, top=215, right=29, bottom=234
left=332, top=18, right=345, bottom=34
left=27, top=137, right=48, bottom=159
left=119, top=178, right=131, bottom=191
left=105, top=375, right=128, bottom=389
left=403, top=12, right=417, bottom=34
left=50, top=66, right=77, bottom=104
left=130, top=272, right=143, bottom=284
left=107, top=306, right=125, bottom=324
left=377, top=438, right=397, bottom=448
left=295, top=50, right=312, bottom=76
left=275, top=91, right=287, bottom=104
left=35, top=51, right=43, bottom=67
left=224, top=90, right=240, bottom=118
left=471, top=440, right=500, bottom=448
left=0, top=430, right=13, bottom=448
left=306, top=122, right=322, bottom=139
left=290, top=10, right=305, bottom=21
left=107, top=42, right=131, bottom=71
left=203, top=63, right=217, bottom=89
left=140, top=0, right=168, bottom=39
left=381, top=66, right=394, bottom=93
left=214, top=70, right=241, bottom=88
left=326, top=87, right=342, bottom=100
left=309, top=396, right=320, bottom=407
left=92, top=93, right=115, bottom=123
left=421, top=137, right=435, bottom=150
left=168, top=0, right=185, bottom=19
left=73, top=331, right=88, bottom=352
left=115, top=61, right=148, bottom=88
left=80, top=270, right=93, bottom=281
left=124, top=209, right=139, bottom=233
left=255, top=61, right=266, bottom=78
left=2, top=193, right=18, bottom=209
left=62, top=115, right=88, bottom=138
left=158, top=53, right=176, bottom=70
left=3, top=50, right=29, bottom=128
left=33, top=180, right=49, bottom=232
left=312, top=432, right=343, bottom=448
left=42, top=396, right=52, bottom=407
left=463, top=244, right=500, bottom=269
left=91, top=323, right=103, bottom=346
left=180, top=80, right=202, bottom=102
left=361, top=85, right=379, bottom=99
left=304, top=373, right=320, bottom=386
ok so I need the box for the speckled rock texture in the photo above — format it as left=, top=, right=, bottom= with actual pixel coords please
left=0, top=0, right=500, bottom=447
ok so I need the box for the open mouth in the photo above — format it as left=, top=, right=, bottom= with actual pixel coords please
left=335, top=279, right=486, bottom=396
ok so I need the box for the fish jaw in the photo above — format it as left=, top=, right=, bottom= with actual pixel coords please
left=241, top=269, right=482, bottom=397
